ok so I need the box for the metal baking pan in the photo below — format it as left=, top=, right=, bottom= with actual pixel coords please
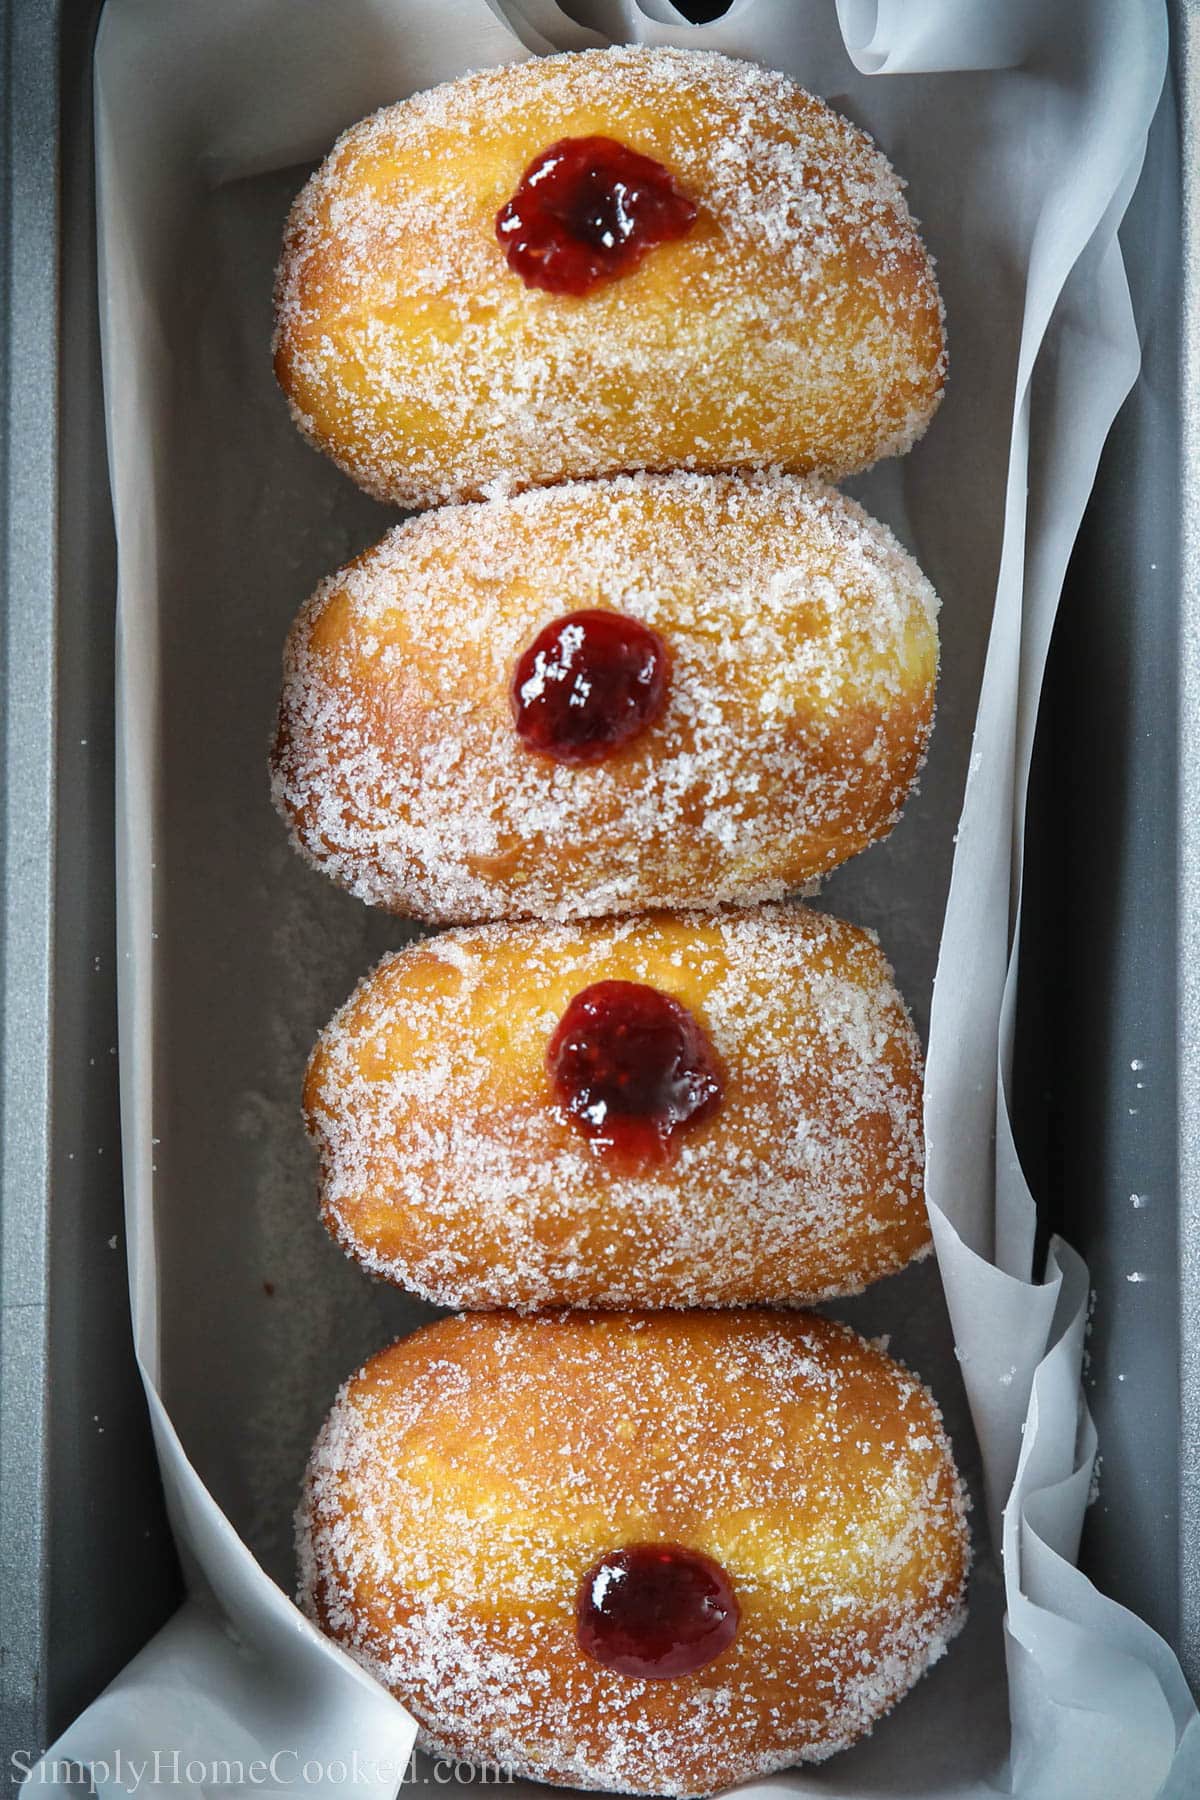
left=1016, top=0, right=1194, bottom=1677
left=0, top=0, right=1193, bottom=1767
left=0, top=0, right=178, bottom=1766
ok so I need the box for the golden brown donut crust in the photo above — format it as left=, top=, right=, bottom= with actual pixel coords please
left=298, top=1310, right=970, bottom=1796
left=270, top=470, right=939, bottom=924
left=273, top=47, right=945, bottom=508
left=305, top=905, right=929, bottom=1310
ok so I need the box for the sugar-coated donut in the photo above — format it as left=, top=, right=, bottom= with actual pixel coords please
left=273, top=47, right=945, bottom=508
left=304, top=905, right=928, bottom=1310
left=298, top=1310, right=970, bottom=1796
left=270, top=471, right=939, bottom=924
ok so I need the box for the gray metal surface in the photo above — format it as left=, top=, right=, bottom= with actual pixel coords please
left=1174, top=0, right=1200, bottom=1693
left=1015, top=0, right=1193, bottom=1681
left=1, top=0, right=67, bottom=1761
left=0, top=0, right=178, bottom=1769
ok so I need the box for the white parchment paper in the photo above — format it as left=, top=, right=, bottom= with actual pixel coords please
left=30, top=2, right=1196, bottom=1796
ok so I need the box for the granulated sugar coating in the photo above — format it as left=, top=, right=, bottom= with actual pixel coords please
left=273, top=46, right=945, bottom=507
left=298, top=1310, right=970, bottom=1796
left=270, top=470, right=939, bottom=924
left=303, top=906, right=930, bottom=1310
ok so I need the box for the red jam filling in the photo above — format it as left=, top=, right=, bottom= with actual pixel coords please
left=495, top=135, right=697, bottom=295
left=511, top=610, right=670, bottom=767
left=546, top=980, right=723, bottom=1165
left=576, top=1544, right=740, bottom=1680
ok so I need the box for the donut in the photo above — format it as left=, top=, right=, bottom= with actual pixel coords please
left=270, top=470, right=939, bottom=924
left=272, top=46, right=945, bottom=508
left=298, top=1309, right=970, bottom=1795
left=304, top=905, right=928, bottom=1310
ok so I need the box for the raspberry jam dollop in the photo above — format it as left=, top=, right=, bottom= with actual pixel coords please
left=511, top=610, right=670, bottom=767
left=495, top=135, right=697, bottom=295
left=576, top=1544, right=740, bottom=1680
left=547, top=980, right=723, bottom=1165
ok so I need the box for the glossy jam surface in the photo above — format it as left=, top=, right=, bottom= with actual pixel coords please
left=511, top=610, right=670, bottom=767
left=547, top=980, right=723, bottom=1165
left=495, top=135, right=698, bottom=295
left=576, top=1544, right=740, bottom=1680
